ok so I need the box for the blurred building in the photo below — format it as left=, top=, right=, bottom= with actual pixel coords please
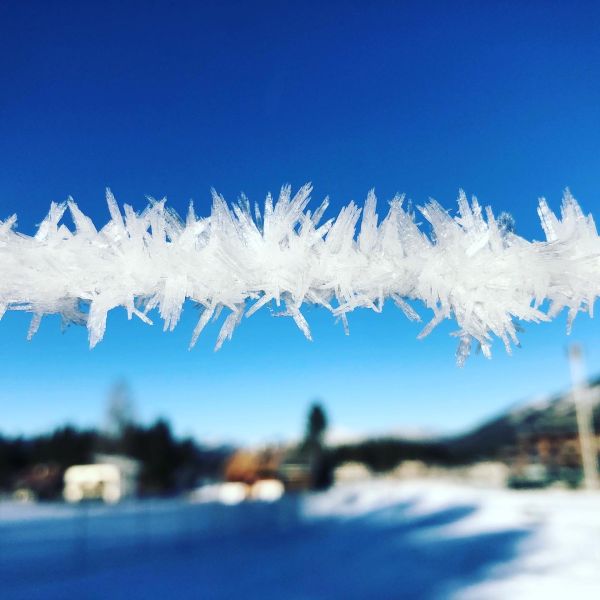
left=333, top=461, right=372, bottom=484
left=224, top=447, right=285, bottom=486
left=63, top=454, right=139, bottom=503
left=12, top=463, right=63, bottom=501
left=222, top=443, right=332, bottom=494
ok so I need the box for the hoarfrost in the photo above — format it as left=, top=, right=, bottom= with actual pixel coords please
left=0, top=185, right=597, bottom=364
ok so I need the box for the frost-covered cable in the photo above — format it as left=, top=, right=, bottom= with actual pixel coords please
left=0, top=185, right=598, bottom=365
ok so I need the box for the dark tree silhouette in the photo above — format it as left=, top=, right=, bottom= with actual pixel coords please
left=303, top=402, right=332, bottom=490
left=307, top=402, right=327, bottom=442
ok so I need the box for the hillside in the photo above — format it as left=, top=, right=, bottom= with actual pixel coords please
left=330, top=377, right=600, bottom=471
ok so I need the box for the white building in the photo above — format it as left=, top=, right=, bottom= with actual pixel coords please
left=63, top=454, right=139, bottom=504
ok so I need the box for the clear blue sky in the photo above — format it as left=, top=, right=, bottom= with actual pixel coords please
left=1, top=1, right=600, bottom=444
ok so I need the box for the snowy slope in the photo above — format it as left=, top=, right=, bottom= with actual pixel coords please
left=1, top=481, right=598, bottom=599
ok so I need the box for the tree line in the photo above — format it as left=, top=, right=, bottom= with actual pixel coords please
left=0, top=420, right=231, bottom=499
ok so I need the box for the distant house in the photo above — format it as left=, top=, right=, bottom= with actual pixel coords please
left=279, top=440, right=332, bottom=491
left=63, top=454, right=139, bottom=503
left=278, top=458, right=313, bottom=492
left=333, top=461, right=372, bottom=484
left=224, top=447, right=286, bottom=486
left=222, top=444, right=330, bottom=493
left=12, top=463, right=63, bottom=501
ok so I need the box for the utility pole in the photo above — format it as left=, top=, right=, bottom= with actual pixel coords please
left=568, top=344, right=599, bottom=490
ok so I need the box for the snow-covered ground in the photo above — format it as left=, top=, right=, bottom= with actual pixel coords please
left=1, top=480, right=598, bottom=599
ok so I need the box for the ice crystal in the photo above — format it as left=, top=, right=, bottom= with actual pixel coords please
left=0, top=185, right=597, bottom=364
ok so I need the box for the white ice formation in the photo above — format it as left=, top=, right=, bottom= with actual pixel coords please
left=0, top=185, right=597, bottom=365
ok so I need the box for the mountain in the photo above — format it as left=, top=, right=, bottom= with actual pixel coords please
left=445, top=376, right=600, bottom=462
left=330, top=377, right=600, bottom=470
